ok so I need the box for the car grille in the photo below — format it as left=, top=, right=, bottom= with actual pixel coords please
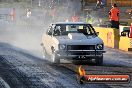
left=67, top=45, right=95, bottom=50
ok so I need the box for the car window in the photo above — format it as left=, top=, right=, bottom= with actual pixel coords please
left=54, top=24, right=97, bottom=36
left=46, top=27, right=52, bottom=35
left=87, top=26, right=95, bottom=35
left=66, top=25, right=78, bottom=32
left=53, top=26, right=61, bottom=36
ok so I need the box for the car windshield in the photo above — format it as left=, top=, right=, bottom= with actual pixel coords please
left=54, top=24, right=97, bottom=36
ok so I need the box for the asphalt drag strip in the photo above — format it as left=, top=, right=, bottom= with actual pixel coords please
left=0, top=43, right=108, bottom=88
left=0, top=43, right=110, bottom=88
left=0, top=42, right=131, bottom=88
left=0, top=55, right=50, bottom=88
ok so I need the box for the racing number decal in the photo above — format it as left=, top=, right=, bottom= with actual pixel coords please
left=107, top=32, right=112, bottom=44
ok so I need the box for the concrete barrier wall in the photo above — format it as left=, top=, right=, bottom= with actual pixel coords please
left=119, top=37, right=132, bottom=51
left=94, top=27, right=132, bottom=51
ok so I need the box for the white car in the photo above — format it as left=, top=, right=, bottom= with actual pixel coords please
left=41, top=22, right=105, bottom=65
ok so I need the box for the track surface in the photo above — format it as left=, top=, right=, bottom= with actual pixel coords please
left=0, top=44, right=132, bottom=88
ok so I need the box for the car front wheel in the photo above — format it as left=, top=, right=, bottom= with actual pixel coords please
left=95, top=55, right=103, bottom=65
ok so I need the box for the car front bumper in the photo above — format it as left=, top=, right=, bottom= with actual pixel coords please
left=55, top=50, right=106, bottom=59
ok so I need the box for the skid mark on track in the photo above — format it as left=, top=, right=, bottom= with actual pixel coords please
left=0, top=55, right=51, bottom=88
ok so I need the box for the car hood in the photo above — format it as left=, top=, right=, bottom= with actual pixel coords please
left=53, top=33, right=104, bottom=45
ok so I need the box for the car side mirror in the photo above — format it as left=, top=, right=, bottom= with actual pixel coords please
left=96, top=32, right=99, bottom=35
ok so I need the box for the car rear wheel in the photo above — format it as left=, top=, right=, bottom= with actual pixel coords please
left=95, top=55, right=103, bottom=65
left=51, top=52, right=60, bottom=64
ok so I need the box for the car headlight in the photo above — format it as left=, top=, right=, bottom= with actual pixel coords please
left=59, top=44, right=66, bottom=50
left=96, top=44, right=103, bottom=50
